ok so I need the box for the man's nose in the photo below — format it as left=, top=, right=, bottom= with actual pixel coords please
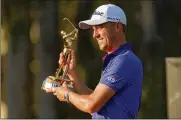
left=93, top=29, right=99, bottom=39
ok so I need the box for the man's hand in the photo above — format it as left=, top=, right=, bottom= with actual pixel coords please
left=45, top=82, right=73, bottom=102
left=54, top=82, right=73, bottom=102
left=59, top=50, right=76, bottom=76
left=58, top=49, right=92, bottom=95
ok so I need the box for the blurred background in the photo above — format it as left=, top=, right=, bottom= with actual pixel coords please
left=1, top=0, right=181, bottom=119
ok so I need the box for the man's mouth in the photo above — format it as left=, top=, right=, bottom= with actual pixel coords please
left=97, top=39, right=103, bottom=44
left=98, top=41, right=102, bottom=45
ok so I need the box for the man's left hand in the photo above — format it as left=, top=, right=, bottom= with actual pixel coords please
left=45, top=82, right=72, bottom=102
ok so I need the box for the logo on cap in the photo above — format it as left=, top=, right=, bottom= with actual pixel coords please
left=107, top=17, right=121, bottom=21
left=93, top=11, right=104, bottom=16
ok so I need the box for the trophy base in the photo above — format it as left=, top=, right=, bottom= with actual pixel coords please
left=41, top=76, right=73, bottom=90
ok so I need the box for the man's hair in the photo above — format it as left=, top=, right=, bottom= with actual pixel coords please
left=109, top=22, right=126, bottom=33
left=122, top=24, right=126, bottom=34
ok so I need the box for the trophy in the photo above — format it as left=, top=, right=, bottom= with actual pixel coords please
left=41, top=18, right=78, bottom=90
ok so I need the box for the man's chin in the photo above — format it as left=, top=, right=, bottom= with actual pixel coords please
left=99, top=46, right=107, bottom=51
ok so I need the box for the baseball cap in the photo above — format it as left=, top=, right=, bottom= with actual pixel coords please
left=79, top=4, right=127, bottom=29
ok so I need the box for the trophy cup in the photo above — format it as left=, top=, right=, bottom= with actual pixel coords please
left=41, top=18, right=78, bottom=90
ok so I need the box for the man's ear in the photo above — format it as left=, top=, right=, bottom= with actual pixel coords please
left=115, top=23, right=122, bottom=32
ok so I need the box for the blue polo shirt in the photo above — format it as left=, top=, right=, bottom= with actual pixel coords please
left=92, top=43, right=143, bottom=119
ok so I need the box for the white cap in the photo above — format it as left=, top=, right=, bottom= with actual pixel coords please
left=79, top=4, right=127, bottom=29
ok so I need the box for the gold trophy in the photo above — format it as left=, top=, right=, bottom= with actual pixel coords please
left=41, top=18, right=78, bottom=90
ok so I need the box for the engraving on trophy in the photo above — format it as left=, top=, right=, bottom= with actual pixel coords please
left=41, top=18, right=78, bottom=90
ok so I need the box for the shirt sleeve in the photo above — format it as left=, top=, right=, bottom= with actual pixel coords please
left=100, top=55, right=131, bottom=92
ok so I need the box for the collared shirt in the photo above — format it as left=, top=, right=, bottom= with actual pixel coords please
left=92, top=43, right=143, bottom=119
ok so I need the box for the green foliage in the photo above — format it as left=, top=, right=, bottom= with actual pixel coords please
left=2, top=0, right=181, bottom=119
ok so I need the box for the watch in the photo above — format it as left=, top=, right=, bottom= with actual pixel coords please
left=64, top=91, right=70, bottom=103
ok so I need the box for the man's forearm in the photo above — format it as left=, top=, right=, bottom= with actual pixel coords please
left=68, top=71, right=93, bottom=94
left=68, top=91, right=94, bottom=114
left=69, top=92, right=97, bottom=115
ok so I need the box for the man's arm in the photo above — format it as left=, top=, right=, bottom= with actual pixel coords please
left=68, top=70, right=93, bottom=95
left=68, top=83, right=115, bottom=114
left=59, top=50, right=92, bottom=95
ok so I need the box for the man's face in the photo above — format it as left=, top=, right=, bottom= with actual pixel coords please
left=92, top=22, right=117, bottom=52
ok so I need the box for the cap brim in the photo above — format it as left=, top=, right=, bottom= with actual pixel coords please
left=79, top=19, right=107, bottom=29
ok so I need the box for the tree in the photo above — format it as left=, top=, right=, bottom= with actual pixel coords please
left=138, top=0, right=166, bottom=118
left=38, top=0, right=66, bottom=118
left=4, top=1, right=33, bottom=118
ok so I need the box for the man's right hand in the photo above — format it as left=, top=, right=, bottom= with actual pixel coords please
left=59, top=50, right=92, bottom=94
left=59, top=50, right=76, bottom=76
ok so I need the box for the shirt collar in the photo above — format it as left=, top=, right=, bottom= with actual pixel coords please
left=111, top=43, right=131, bottom=55
left=102, top=43, right=132, bottom=60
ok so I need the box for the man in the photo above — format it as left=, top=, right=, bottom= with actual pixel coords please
left=45, top=4, right=143, bottom=119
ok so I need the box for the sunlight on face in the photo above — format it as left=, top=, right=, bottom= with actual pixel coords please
left=92, top=22, right=116, bottom=52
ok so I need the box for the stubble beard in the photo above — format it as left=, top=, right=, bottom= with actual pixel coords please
left=99, top=44, right=108, bottom=51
